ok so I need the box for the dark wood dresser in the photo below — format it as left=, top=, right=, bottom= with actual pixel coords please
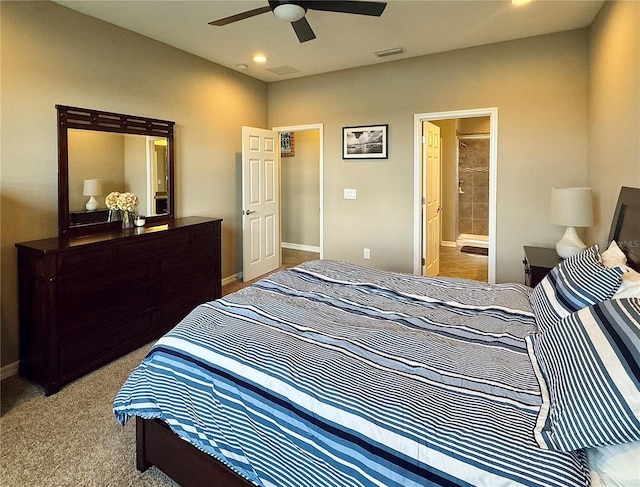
left=16, top=217, right=222, bottom=395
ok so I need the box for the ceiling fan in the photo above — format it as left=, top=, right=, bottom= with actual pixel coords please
left=208, top=1, right=387, bottom=43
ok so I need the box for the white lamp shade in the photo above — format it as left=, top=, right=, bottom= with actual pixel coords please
left=550, top=187, right=593, bottom=258
left=273, top=4, right=306, bottom=22
left=83, top=179, right=102, bottom=211
left=83, top=178, right=103, bottom=196
left=550, top=187, right=593, bottom=227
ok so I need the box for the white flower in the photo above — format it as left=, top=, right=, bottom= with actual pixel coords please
left=117, top=192, right=139, bottom=212
left=105, top=192, right=120, bottom=210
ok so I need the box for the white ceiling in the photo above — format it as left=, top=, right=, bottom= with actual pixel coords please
left=54, top=0, right=605, bottom=83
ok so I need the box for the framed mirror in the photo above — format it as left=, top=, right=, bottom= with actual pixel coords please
left=57, top=105, right=175, bottom=237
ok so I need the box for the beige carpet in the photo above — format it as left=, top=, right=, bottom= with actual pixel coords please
left=1, top=343, right=178, bottom=487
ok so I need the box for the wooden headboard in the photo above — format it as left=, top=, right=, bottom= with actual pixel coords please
left=608, top=186, right=640, bottom=272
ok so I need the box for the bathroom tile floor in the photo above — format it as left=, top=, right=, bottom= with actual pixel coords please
left=438, top=245, right=488, bottom=282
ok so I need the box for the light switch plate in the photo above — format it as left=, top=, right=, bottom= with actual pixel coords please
left=344, top=188, right=357, bottom=200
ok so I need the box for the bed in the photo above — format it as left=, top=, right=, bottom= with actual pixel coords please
left=114, top=186, right=640, bottom=487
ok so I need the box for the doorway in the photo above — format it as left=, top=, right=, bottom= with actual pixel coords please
left=413, top=109, right=497, bottom=283
left=272, top=123, right=324, bottom=262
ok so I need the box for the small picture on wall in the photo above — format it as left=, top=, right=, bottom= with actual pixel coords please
left=342, top=124, right=388, bottom=159
left=281, top=132, right=295, bottom=157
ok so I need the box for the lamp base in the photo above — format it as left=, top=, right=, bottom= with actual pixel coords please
left=556, top=226, right=587, bottom=259
left=85, top=196, right=98, bottom=211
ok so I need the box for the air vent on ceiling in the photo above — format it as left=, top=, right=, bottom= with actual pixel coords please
left=266, top=65, right=301, bottom=76
left=374, top=47, right=404, bottom=58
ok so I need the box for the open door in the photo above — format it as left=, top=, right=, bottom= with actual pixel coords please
left=423, top=121, right=441, bottom=277
left=242, top=126, right=281, bottom=282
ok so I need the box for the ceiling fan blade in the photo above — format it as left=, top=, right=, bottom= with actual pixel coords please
left=291, top=17, right=316, bottom=43
left=307, top=1, right=387, bottom=17
left=208, top=5, right=272, bottom=26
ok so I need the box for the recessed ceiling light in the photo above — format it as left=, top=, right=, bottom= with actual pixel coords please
left=236, top=63, right=248, bottom=70
left=252, top=54, right=268, bottom=63
left=512, top=0, right=532, bottom=5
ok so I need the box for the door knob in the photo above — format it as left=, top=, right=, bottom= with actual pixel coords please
left=243, top=210, right=255, bottom=215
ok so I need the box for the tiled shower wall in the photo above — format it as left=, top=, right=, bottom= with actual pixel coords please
left=458, top=138, right=489, bottom=237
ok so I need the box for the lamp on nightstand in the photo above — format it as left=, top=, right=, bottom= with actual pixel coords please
left=83, top=178, right=103, bottom=211
left=550, top=187, right=593, bottom=258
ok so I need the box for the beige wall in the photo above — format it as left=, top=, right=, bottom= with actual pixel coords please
left=68, top=131, right=125, bottom=212
left=281, top=130, right=321, bottom=248
left=587, top=1, right=640, bottom=247
left=458, top=117, right=490, bottom=135
left=1, top=1, right=267, bottom=367
left=268, top=29, right=590, bottom=279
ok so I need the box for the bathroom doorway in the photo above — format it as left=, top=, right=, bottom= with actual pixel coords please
left=413, top=108, right=497, bottom=283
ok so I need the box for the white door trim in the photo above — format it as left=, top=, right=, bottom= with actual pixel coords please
left=271, top=123, right=324, bottom=259
left=413, top=108, right=498, bottom=283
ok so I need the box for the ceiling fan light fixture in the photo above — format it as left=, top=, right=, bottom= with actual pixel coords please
left=273, top=4, right=306, bottom=22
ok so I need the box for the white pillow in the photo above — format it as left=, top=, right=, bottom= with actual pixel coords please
left=601, top=241, right=640, bottom=298
left=615, top=271, right=640, bottom=299
left=587, top=441, right=640, bottom=487
left=601, top=240, right=630, bottom=270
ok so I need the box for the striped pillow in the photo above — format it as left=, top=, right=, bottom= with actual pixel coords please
left=526, top=298, right=640, bottom=451
left=530, top=245, right=624, bottom=333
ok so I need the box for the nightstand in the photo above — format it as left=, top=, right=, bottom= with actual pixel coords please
left=523, top=246, right=562, bottom=288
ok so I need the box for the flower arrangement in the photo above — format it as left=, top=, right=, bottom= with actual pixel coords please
left=117, top=192, right=139, bottom=212
left=105, top=191, right=120, bottom=210
left=105, top=191, right=139, bottom=228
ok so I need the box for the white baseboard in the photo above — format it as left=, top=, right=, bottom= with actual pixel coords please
left=441, top=241, right=458, bottom=248
left=1, top=361, right=19, bottom=380
left=222, top=273, right=242, bottom=286
left=281, top=242, right=321, bottom=253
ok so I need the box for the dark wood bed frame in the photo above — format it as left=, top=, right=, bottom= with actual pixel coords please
left=135, top=186, right=640, bottom=487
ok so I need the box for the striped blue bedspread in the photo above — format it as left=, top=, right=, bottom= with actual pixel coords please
left=114, top=260, right=590, bottom=487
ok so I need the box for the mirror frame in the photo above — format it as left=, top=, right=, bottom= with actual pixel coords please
left=57, top=105, right=175, bottom=237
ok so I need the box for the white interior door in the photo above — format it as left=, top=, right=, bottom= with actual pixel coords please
left=422, top=121, right=441, bottom=277
left=242, top=126, right=280, bottom=282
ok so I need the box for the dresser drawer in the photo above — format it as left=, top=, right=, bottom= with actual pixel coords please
left=57, top=246, right=111, bottom=276
left=159, top=248, right=215, bottom=276
left=148, top=229, right=190, bottom=255
left=188, top=223, right=219, bottom=248
left=58, top=311, right=153, bottom=376
left=57, top=261, right=154, bottom=342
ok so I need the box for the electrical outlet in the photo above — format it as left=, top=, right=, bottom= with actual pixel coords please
left=344, top=188, right=357, bottom=200
left=363, top=248, right=370, bottom=259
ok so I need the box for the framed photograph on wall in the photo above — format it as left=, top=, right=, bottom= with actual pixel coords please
left=342, top=124, right=388, bottom=159
left=281, top=132, right=295, bottom=157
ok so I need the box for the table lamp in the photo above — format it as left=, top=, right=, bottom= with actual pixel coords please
left=83, top=178, right=103, bottom=211
left=550, top=187, right=593, bottom=258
